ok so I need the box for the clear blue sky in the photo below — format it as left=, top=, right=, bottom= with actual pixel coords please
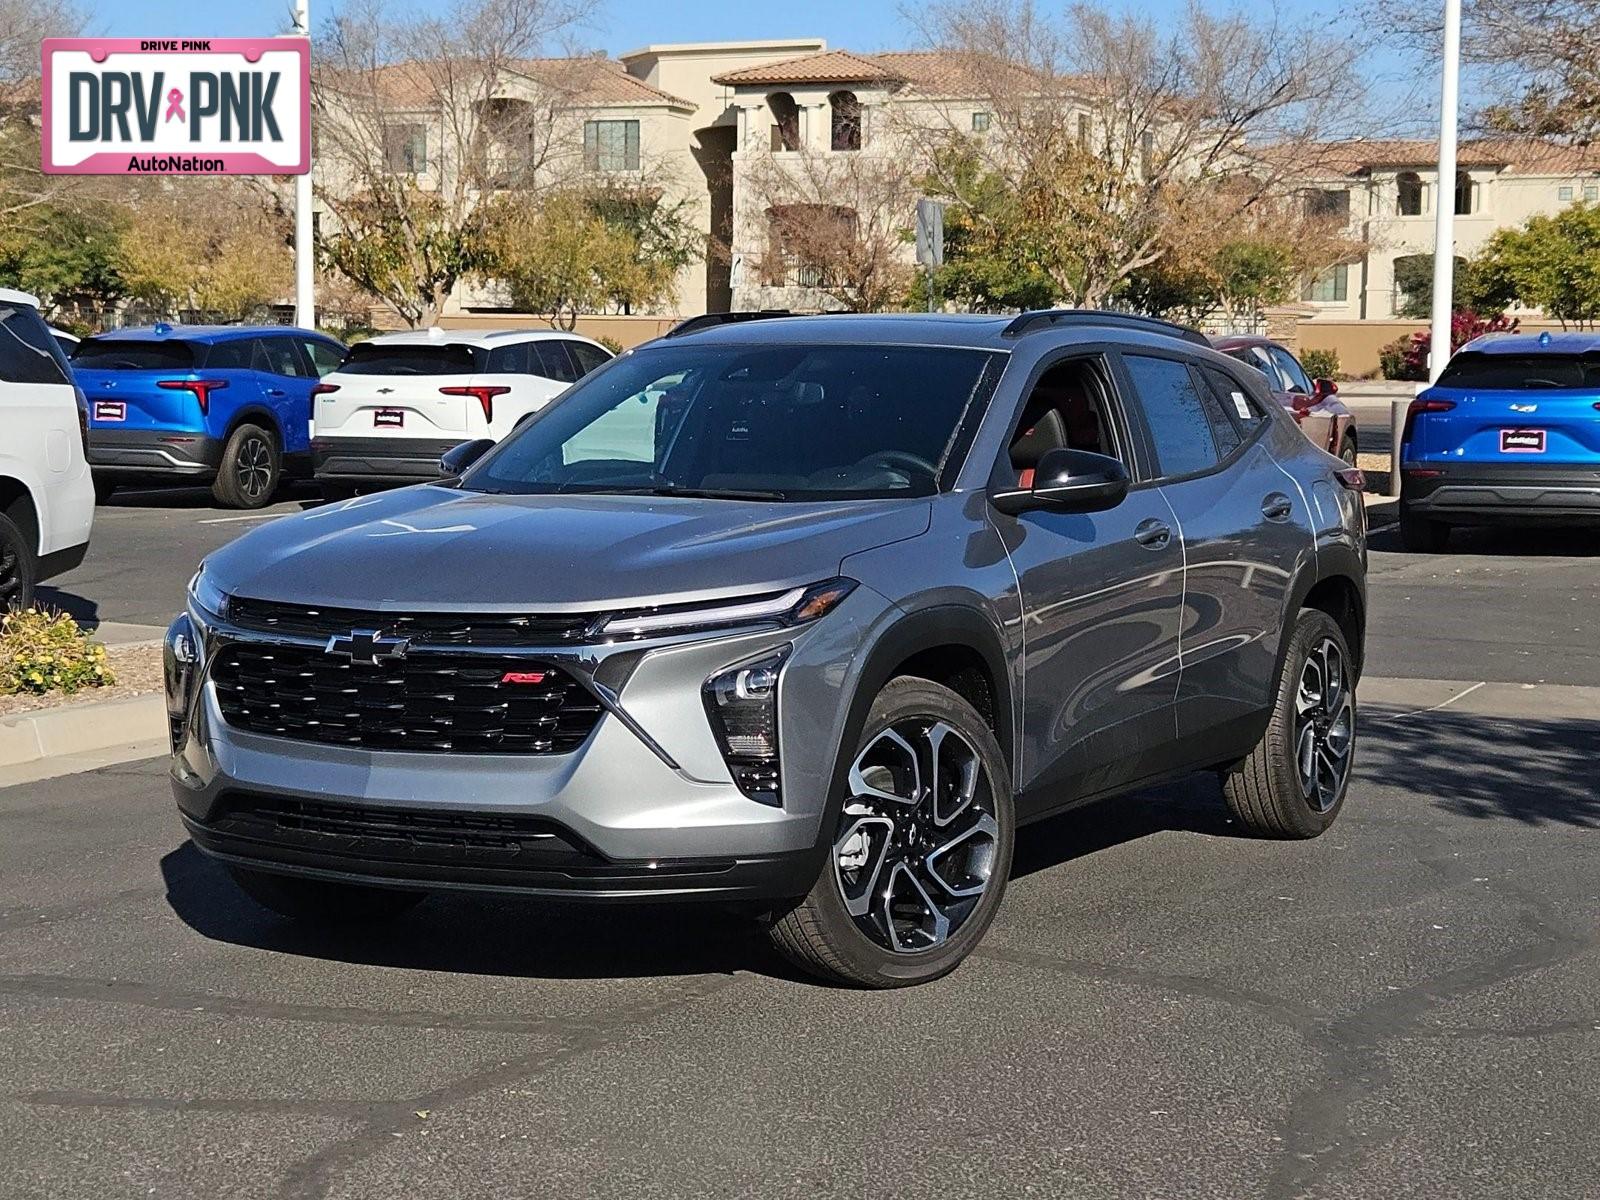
left=89, top=0, right=1433, bottom=132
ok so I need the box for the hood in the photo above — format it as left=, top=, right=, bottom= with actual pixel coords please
left=204, top=485, right=931, bottom=612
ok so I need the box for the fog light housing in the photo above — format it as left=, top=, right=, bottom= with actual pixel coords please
left=703, top=646, right=791, bottom=806
left=164, top=613, right=199, bottom=750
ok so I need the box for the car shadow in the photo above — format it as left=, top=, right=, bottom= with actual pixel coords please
left=30, top=588, right=100, bottom=626
left=1369, top=522, right=1600, bottom=557
left=101, top=482, right=323, bottom=510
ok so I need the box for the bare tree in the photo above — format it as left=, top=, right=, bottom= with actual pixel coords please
left=908, top=0, right=1371, bottom=308
left=0, top=0, right=83, bottom=227
left=310, top=0, right=594, bottom=326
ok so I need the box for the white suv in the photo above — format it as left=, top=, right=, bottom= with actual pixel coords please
left=0, top=289, right=94, bottom=609
left=310, top=328, right=613, bottom=498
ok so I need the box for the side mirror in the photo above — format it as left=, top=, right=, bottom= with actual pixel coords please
left=991, top=448, right=1130, bottom=516
left=1312, top=377, right=1338, bottom=400
left=439, top=438, right=495, bottom=478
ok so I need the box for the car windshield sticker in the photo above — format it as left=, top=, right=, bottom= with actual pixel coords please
left=1230, top=391, right=1251, bottom=420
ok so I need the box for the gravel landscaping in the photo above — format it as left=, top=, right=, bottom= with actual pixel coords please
left=0, top=643, right=164, bottom=720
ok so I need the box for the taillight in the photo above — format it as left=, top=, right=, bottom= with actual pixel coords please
left=156, top=378, right=228, bottom=416
left=310, top=382, right=339, bottom=423
left=1334, top=467, right=1365, bottom=491
left=1402, top=396, right=1455, bottom=444
left=439, top=384, right=511, bottom=424
left=73, top=385, right=89, bottom=456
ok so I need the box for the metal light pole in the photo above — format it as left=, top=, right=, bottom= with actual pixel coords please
left=1428, top=0, right=1462, bottom=383
left=293, top=0, right=316, bottom=330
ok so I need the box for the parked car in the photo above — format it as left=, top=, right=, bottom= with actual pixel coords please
left=73, top=325, right=347, bottom=509
left=0, top=289, right=94, bottom=609
left=165, top=309, right=1367, bottom=988
left=1212, top=334, right=1358, bottom=465
left=309, top=328, right=614, bottom=499
left=48, top=326, right=80, bottom=358
left=1399, top=330, right=1600, bottom=551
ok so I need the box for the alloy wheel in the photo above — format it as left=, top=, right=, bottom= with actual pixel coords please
left=1294, top=637, right=1355, bottom=812
left=833, top=719, right=1000, bottom=954
left=236, top=436, right=273, bottom=501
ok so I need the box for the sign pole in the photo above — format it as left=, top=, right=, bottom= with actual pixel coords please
left=293, top=0, right=315, bottom=330
left=1428, top=0, right=1461, bottom=383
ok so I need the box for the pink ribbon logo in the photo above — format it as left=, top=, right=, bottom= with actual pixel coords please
left=164, top=88, right=185, bottom=123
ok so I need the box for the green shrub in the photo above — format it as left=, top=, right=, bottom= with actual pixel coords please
left=1300, top=348, right=1340, bottom=380
left=1379, top=335, right=1419, bottom=381
left=594, top=334, right=624, bottom=355
left=0, top=610, right=116, bottom=696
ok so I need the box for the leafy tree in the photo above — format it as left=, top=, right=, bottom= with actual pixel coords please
left=117, top=188, right=291, bottom=321
left=1392, top=254, right=1476, bottom=319
left=479, top=190, right=644, bottom=328
left=918, top=143, right=1055, bottom=312
left=0, top=204, right=125, bottom=321
left=1465, top=203, right=1600, bottom=326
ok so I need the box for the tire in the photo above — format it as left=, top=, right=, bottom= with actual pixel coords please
left=318, top=481, right=361, bottom=503
left=1399, top=506, right=1450, bottom=553
left=1221, top=608, right=1356, bottom=839
left=92, top=477, right=118, bottom=505
left=1338, top=434, right=1358, bottom=467
left=0, top=512, right=36, bottom=611
left=212, top=424, right=280, bottom=509
left=227, top=866, right=425, bottom=923
left=768, top=677, right=1015, bottom=988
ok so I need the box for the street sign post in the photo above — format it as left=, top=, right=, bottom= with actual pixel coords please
left=915, top=198, right=945, bottom=313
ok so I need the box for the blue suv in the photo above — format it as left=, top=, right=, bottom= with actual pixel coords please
left=1401, top=331, right=1600, bottom=550
left=74, top=325, right=346, bottom=508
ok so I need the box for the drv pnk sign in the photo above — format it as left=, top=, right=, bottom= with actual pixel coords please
left=42, top=38, right=309, bottom=175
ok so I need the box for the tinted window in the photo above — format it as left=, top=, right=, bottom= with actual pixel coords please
left=204, top=339, right=256, bottom=370
left=302, top=339, right=344, bottom=377
left=258, top=336, right=310, bottom=377
left=0, top=303, right=72, bottom=385
left=532, top=341, right=578, bottom=384
left=1270, top=346, right=1313, bottom=394
left=338, top=342, right=484, bottom=375
left=1200, top=366, right=1265, bottom=432
left=468, top=344, right=999, bottom=500
left=1435, top=353, right=1597, bottom=390
left=486, top=342, right=530, bottom=374
left=1188, top=366, right=1241, bottom=456
left=568, top=341, right=612, bottom=377
left=1123, top=354, right=1221, bottom=477
left=73, top=338, right=196, bottom=371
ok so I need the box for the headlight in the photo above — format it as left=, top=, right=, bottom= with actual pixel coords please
left=601, top=578, right=856, bottom=639
left=703, top=646, right=791, bottom=807
left=164, top=613, right=200, bottom=750
left=187, top=565, right=230, bottom=619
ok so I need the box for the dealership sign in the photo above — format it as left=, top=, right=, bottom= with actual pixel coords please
left=42, top=38, right=309, bottom=175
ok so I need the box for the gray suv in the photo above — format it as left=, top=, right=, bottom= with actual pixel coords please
left=165, top=310, right=1367, bottom=988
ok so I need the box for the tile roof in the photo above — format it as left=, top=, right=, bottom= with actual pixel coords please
left=712, top=47, right=1052, bottom=98
left=1298, top=138, right=1600, bottom=177
left=345, top=56, right=693, bottom=110
left=711, top=49, right=904, bottom=87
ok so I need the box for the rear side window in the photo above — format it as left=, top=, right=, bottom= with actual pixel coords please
left=73, top=338, right=196, bottom=371
left=532, top=341, right=579, bottom=384
left=302, top=339, right=343, bottom=377
left=0, top=303, right=71, bottom=385
left=568, top=341, right=612, bottom=377
left=204, top=339, right=257, bottom=370
left=257, top=336, right=310, bottom=377
left=1122, top=354, right=1222, bottom=478
left=339, top=342, right=485, bottom=375
left=1199, top=365, right=1265, bottom=433
left=1435, top=353, right=1597, bottom=389
left=1188, top=366, right=1241, bottom=457
left=486, top=342, right=530, bottom=374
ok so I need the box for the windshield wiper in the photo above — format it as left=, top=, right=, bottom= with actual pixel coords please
left=649, top=485, right=789, bottom=502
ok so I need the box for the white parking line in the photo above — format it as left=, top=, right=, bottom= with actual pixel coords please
left=197, top=511, right=294, bottom=526
left=1370, top=680, right=1487, bottom=723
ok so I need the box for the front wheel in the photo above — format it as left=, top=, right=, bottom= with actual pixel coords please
left=767, top=677, right=1014, bottom=988
left=227, top=866, right=425, bottom=922
left=212, top=424, right=280, bottom=509
left=1220, top=608, right=1356, bottom=839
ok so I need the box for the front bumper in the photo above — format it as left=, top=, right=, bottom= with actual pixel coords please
left=165, top=591, right=893, bottom=902
left=1403, top=462, right=1600, bottom=523
left=89, top=429, right=223, bottom=479
left=312, top=436, right=460, bottom=484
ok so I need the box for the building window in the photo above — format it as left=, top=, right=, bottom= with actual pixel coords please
left=383, top=124, right=427, bottom=174
left=768, top=92, right=800, bottom=152
left=1301, top=264, right=1348, bottom=303
left=584, top=120, right=640, bottom=172
left=830, top=91, right=862, bottom=151
left=1454, top=170, right=1474, bottom=215
left=1078, top=113, right=1092, bottom=148
left=1560, top=185, right=1574, bottom=201
left=1306, top=189, right=1351, bottom=220
left=1587, top=185, right=1599, bottom=202
left=972, top=111, right=991, bottom=133
left=1396, top=171, right=1424, bottom=216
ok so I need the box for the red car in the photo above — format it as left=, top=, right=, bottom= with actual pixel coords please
left=1211, top=334, right=1358, bottom=465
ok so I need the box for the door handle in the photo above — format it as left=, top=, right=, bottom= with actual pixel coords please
left=1134, top=518, right=1172, bottom=550
left=265, top=388, right=286, bottom=397
left=1261, top=494, right=1293, bottom=521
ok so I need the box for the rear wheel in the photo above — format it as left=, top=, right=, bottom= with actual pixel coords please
left=1399, top=506, right=1450, bottom=553
left=768, top=677, right=1014, bottom=988
left=212, top=424, right=280, bottom=509
left=1338, top=433, right=1358, bottom=467
left=227, top=866, right=425, bottom=922
left=1221, top=608, right=1356, bottom=839
left=0, top=512, right=36, bottom=611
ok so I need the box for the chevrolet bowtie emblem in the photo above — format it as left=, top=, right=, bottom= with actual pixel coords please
left=325, top=629, right=411, bottom=665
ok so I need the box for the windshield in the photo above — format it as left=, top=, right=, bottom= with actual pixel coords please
left=461, top=342, right=1001, bottom=501
left=1436, top=353, right=1600, bottom=390
left=73, top=339, right=196, bottom=371
left=338, top=342, right=484, bottom=375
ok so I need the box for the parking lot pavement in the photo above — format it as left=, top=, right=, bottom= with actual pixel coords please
left=1, top=669, right=1597, bottom=1200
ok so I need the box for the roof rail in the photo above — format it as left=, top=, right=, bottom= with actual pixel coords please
left=665, top=310, right=794, bottom=338
left=1000, top=309, right=1211, bottom=347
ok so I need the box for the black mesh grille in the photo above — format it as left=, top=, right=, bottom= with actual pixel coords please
left=226, top=596, right=596, bottom=646
left=212, top=643, right=603, bottom=753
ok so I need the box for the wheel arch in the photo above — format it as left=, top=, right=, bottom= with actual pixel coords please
left=0, top=475, right=41, bottom=554
left=1286, top=546, right=1366, bottom=681
left=221, top=405, right=283, bottom=448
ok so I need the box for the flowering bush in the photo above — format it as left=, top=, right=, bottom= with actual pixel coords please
left=1380, top=311, right=1519, bottom=381
left=0, top=610, right=116, bottom=696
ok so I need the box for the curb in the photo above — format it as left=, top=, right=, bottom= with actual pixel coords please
left=0, top=693, right=167, bottom=771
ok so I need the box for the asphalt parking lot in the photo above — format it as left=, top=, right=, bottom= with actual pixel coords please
left=6, top=474, right=1600, bottom=1198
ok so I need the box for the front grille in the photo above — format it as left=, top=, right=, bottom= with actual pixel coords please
left=212, top=643, right=603, bottom=753
left=226, top=596, right=597, bottom=647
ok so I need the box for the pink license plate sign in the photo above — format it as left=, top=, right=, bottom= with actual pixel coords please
left=42, top=38, right=309, bottom=175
